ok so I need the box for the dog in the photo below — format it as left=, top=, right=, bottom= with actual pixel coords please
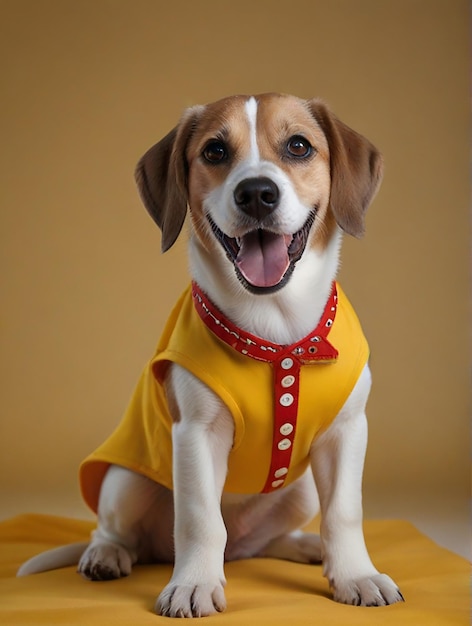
left=18, top=93, right=404, bottom=617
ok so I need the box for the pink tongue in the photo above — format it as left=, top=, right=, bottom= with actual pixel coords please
left=236, top=230, right=291, bottom=288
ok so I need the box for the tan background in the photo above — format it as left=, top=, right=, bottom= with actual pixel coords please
left=1, top=1, right=469, bottom=552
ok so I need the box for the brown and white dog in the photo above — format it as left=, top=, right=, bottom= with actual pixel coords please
left=18, top=93, right=403, bottom=617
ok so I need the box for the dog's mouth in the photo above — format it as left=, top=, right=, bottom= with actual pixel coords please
left=208, top=212, right=316, bottom=294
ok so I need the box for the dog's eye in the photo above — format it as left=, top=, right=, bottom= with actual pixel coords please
left=286, top=136, right=313, bottom=158
left=202, top=140, right=228, bottom=163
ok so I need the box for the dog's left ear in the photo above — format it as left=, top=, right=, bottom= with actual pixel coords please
left=308, top=100, right=384, bottom=237
left=135, top=106, right=203, bottom=252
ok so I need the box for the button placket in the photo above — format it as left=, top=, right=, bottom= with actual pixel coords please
left=262, top=354, right=301, bottom=493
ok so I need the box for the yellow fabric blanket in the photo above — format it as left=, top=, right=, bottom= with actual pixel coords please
left=0, top=514, right=468, bottom=625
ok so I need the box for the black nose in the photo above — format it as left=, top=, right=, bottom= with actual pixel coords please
left=233, top=177, right=280, bottom=221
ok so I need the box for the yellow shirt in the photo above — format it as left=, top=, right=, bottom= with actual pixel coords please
left=80, top=283, right=369, bottom=513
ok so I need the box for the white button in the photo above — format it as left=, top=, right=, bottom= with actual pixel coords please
left=280, top=423, right=294, bottom=436
left=279, top=393, right=294, bottom=407
left=281, top=375, right=295, bottom=388
left=274, top=467, right=288, bottom=478
left=278, top=438, right=292, bottom=451
left=271, top=479, right=284, bottom=488
left=281, top=358, right=293, bottom=370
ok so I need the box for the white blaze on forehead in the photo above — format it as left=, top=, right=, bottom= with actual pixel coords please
left=244, top=97, right=260, bottom=163
left=203, top=94, right=314, bottom=243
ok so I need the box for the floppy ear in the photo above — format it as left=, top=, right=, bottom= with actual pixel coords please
left=309, top=100, right=384, bottom=237
left=134, top=106, right=203, bottom=252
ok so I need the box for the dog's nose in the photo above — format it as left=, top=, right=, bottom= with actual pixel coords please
left=233, top=177, right=280, bottom=221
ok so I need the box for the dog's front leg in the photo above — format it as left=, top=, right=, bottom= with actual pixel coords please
left=156, top=364, right=233, bottom=618
left=311, top=364, right=403, bottom=607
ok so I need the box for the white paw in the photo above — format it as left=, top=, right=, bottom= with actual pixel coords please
left=331, top=573, right=404, bottom=606
left=156, top=580, right=227, bottom=618
left=78, top=541, right=133, bottom=581
left=260, top=531, right=322, bottom=563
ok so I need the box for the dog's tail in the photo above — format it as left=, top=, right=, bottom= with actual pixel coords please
left=17, top=542, right=89, bottom=576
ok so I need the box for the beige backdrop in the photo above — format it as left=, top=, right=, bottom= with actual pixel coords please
left=1, top=1, right=469, bottom=522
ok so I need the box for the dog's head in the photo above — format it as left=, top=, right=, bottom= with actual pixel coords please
left=135, top=93, right=383, bottom=294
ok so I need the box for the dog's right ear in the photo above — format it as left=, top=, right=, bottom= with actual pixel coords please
left=135, top=106, right=203, bottom=252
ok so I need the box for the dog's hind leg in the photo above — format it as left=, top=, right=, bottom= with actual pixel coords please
left=259, top=530, right=322, bottom=563
left=256, top=471, right=321, bottom=563
left=78, top=464, right=167, bottom=580
left=224, top=469, right=321, bottom=563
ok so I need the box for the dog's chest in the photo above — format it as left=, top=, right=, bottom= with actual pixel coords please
left=152, top=282, right=369, bottom=494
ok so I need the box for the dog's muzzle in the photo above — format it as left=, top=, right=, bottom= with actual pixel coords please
left=208, top=178, right=316, bottom=295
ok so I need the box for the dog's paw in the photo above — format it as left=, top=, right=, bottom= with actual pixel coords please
left=156, top=580, right=227, bottom=618
left=260, top=530, right=322, bottom=564
left=78, top=541, right=133, bottom=581
left=331, top=573, right=404, bottom=606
